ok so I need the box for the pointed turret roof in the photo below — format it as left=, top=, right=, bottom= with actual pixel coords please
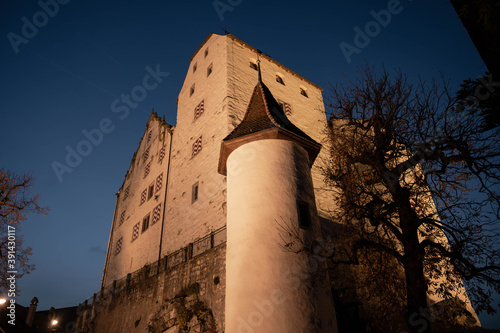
left=218, top=69, right=321, bottom=175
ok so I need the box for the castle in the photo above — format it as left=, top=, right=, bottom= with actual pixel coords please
left=77, top=33, right=478, bottom=333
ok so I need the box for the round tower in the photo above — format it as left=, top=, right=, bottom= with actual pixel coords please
left=218, top=69, right=337, bottom=332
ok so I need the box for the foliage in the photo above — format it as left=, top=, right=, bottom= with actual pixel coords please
left=320, top=65, right=499, bottom=332
left=0, top=169, right=48, bottom=295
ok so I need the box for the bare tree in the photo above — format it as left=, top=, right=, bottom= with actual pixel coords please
left=319, top=65, right=499, bottom=332
left=0, top=169, right=48, bottom=295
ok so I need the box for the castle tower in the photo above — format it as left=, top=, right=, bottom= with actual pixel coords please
left=218, top=65, right=337, bottom=332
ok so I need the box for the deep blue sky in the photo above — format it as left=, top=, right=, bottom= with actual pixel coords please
left=1, top=0, right=497, bottom=328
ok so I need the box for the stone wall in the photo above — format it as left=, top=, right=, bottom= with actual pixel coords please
left=77, top=239, right=226, bottom=333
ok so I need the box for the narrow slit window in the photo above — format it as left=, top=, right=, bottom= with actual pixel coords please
left=192, top=182, right=199, bottom=203
left=204, top=48, right=209, bottom=58
left=193, top=62, right=197, bottom=73
left=276, top=75, right=285, bottom=85
left=250, top=62, right=258, bottom=70
left=190, top=84, right=195, bottom=97
left=147, top=183, right=154, bottom=200
left=207, top=63, right=213, bottom=77
left=142, top=214, right=150, bottom=233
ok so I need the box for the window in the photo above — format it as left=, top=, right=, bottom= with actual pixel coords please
left=155, top=173, right=163, bottom=193
left=192, top=182, right=199, bottom=203
left=144, top=161, right=151, bottom=178
left=159, top=146, right=166, bottom=162
left=204, top=48, right=209, bottom=58
left=278, top=100, right=292, bottom=116
left=193, top=62, right=197, bottom=73
left=123, top=185, right=130, bottom=199
left=152, top=203, right=162, bottom=225
left=115, top=237, right=123, bottom=255
left=250, top=62, right=258, bottom=70
left=131, top=222, right=140, bottom=241
left=140, top=189, right=147, bottom=205
left=192, top=135, right=202, bottom=157
left=194, top=100, right=204, bottom=121
left=276, top=75, right=285, bottom=85
left=300, top=88, right=308, bottom=98
left=190, top=84, right=195, bottom=96
left=142, top=214, right=150, bottom=233
left=207, top=63, right=213, bottom=77
left=297, top=200, right=311, bottom=229
left=119, top=210, right=126, bottom=226
left=147, top=183, right=154, bottom=200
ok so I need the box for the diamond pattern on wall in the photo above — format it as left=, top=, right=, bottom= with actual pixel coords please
left=194, top=100, right=204, bottom=120
left=156, top=173, right=163, bottom=192
left=159, top=146, right=166, bottom=162
left=284, top=103, right=292, bottom=116
left=131, top=222, right=140, bottom=242
left=192, top=136, right=202, bottom=157
left=144, top=148, right=150, bottom=161
left=115, top=237, right=123, bottom=255
left=147, top=130, right=152, bottom=142
left=141, top=189, right=147, bottom=205
left=144, top=161, right=151, bottom=178
left=124, top=186, right=130, bottom=199
left=119, top=210, right=126, bottom=226
left=152, top=203, right=162, bottom=225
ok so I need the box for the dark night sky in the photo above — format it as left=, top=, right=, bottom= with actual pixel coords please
left=1, top=0, right=498, bottom=328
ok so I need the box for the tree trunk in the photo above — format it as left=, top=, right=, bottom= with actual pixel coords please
left=404, top=248, right=431, bottom=333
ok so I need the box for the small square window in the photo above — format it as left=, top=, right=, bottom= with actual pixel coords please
left=250, top=62, right=258, bottom=70
left=204, top=48, right=209, bottom=58
left=276, top=75, right=285, bottom=85
left=119, top=210, right=126, bottom=226
left=192, top=182, right=199, bottom=204
left=300, top=88, right=308, bottom=98
left=278, top=100, right=292, bottom=116
left=123, top=185, right=130, bottom=199
left=142, top=214, right=150, bottom=233
left=132, top=222, right=140, bottom=241
left=115, top=237, right=123, bottom=255
left=207, top=63, right=213, bottom=77
left=297, top=200, right=311, bottom=229
left=148, top=183, right=154, bottom=200
left=193, top=62, right=197, bottom=73
left=192, top=135, right=202, bottom=157
left=159, top=146, right=166, bottom=162
left=190, top=84, right=195, bottom=97
left=144, top=161, right=151, bottom=178
left=152, top=203, right=162, bottom=225
left=155, top=173, right=163, bottom=192
left=194, top=100, right=204, bottom=121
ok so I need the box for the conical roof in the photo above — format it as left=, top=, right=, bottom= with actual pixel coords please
left=218, top=73, right=321, bottom=175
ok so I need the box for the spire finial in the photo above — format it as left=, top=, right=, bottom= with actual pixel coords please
left=257, top=53, right=262, bottom=83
